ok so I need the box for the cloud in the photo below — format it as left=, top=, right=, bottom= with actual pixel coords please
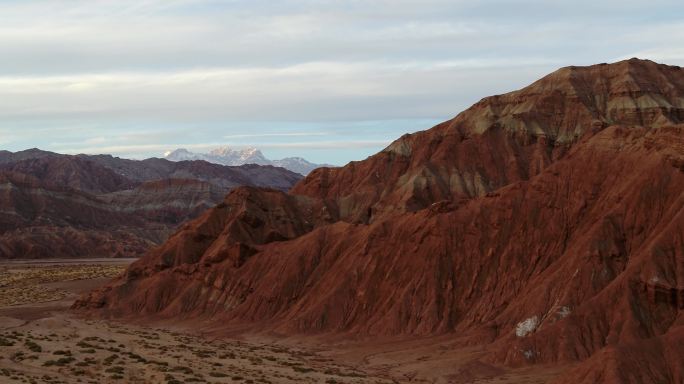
left=0, top=0, right=681, bottom=162
left=253, top=140, right=392, bottom=149
left=223, top=132, right=331, bottom=139
left=0, top=60, right=556, bottom=123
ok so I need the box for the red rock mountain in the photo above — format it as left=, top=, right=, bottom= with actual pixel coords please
left=76, top=59, right=684, bottom=383
left=0, top=171, right=161, bottom=258
left=1, top=156, right=137, bottom=194
left=0, top=152, right=302, bottom=258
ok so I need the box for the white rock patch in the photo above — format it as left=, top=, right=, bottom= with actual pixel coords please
left=515, top=316, right=539, bottom=337
left=523, top=349, right=536, bottom=360
left=556, top=306, right=571, bottom=319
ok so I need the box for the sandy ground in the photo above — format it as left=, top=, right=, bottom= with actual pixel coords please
left=0, top=259, right=569, bottom=384
left=0, top=260, right=394, bottom=384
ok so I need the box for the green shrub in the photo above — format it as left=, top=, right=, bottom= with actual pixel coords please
left=105, top=366, right=124, bottom=374
left=171, top=366, right=193, bottom=375
left=292, top=366, right=314, bottom=373
left=24, top=340, right=43, bottom=352
left=208, top=372, right=228, bottom=378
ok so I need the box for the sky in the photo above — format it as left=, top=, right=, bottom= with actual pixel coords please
left=0, top=1, right=682, bottom=165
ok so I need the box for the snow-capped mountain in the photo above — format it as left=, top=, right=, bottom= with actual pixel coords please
left=163, top=147, right=331, bottom=175
left=165, top=147, right=270, bottom=166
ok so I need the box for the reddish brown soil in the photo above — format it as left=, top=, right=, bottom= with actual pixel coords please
left=75, top=58, right=684, bottom=383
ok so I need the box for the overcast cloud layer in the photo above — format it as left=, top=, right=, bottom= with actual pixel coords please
left=1, top=0, right=682, bottom=164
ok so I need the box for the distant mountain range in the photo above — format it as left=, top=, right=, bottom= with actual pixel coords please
left=164, top=147, right=333, bottom=175
left=0, top=148, right=302, bottom=259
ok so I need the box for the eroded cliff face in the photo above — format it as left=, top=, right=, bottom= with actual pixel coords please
left=75, top=59, right=684, bottom=383
left=293, top=58, right=684, bottom=223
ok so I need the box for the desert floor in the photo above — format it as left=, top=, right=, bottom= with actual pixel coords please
left=0, top=260, right=569, bottom=383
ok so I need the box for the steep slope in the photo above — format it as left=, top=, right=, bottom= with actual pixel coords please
left=76, top=59, right=684, bottom=382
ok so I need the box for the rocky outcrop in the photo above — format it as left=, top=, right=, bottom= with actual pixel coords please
left=76, top=59, right=684, bottom=382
